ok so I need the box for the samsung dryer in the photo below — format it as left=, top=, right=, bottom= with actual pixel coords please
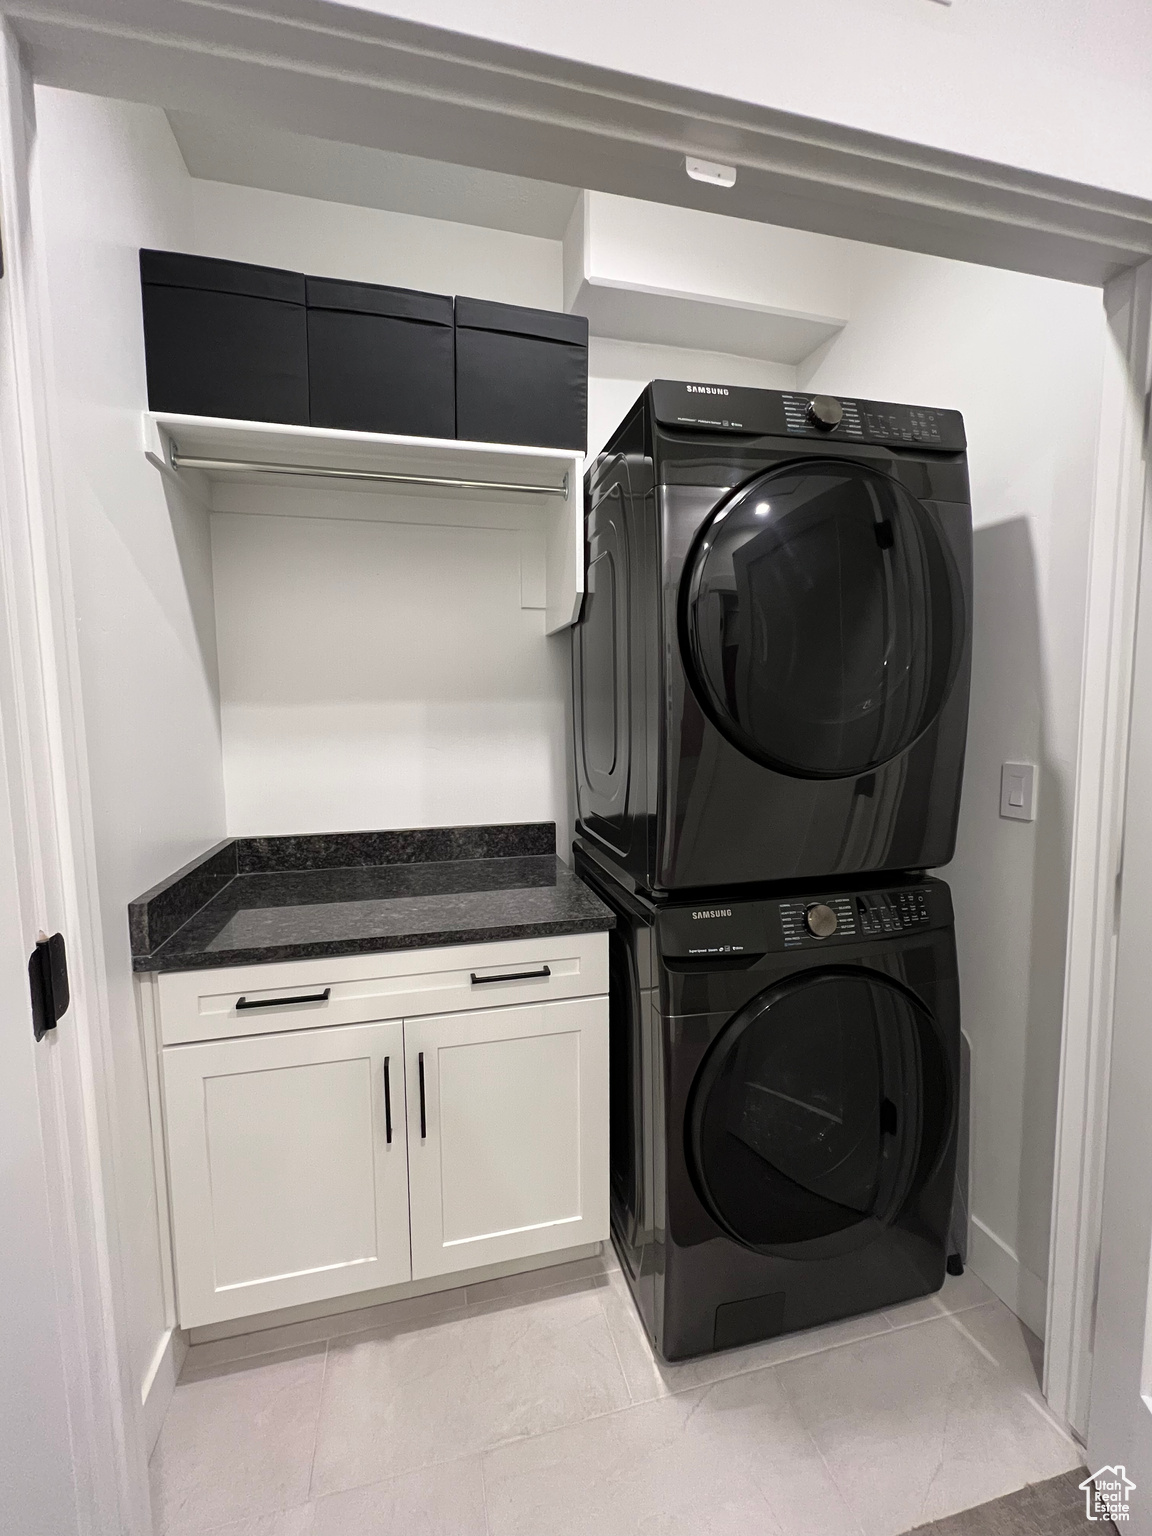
left=572, top=381, right=973, bottom=895
left=575, top=848, right=961, bottom=1361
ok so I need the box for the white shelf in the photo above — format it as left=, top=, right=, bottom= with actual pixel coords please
left=564, top=193, right=849, bottom=367
left=143, top=412, right=585, bottom=633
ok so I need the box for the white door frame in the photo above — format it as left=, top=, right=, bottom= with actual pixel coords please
left=1082, top=268, right=1152, bottom=1521
left=0, top=21, right=151, bottom=1534
left=0, top=7, right=1146, bottom=1525
left=1045, top=260, right=1152, bottom=1435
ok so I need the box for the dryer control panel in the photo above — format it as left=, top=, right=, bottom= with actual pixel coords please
left=779, top=394, right=958, bottom=448
left=657, top=880, right=950, bottom=957
left=649, top=380, right=967, bottom=452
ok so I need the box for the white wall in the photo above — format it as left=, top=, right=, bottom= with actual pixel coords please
left=345, top=0, right=1152, bottom=201
left=189, top=178, right=562, bottom=309
left=802, top=252, right=1104, bottom=1334
left=212, top=498, right=573, bottom=836
left=30, top=88, right=227, bottom=1421
left=168, top=111, right=579, bottom=240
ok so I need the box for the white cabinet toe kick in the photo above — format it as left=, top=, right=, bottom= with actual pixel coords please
left=139, top=932, right=609, bottom=1329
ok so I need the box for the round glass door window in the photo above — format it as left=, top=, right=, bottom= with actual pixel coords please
left=687, top=969, right=949, bottom=1253
left=681, top=459, right=964, bottom=779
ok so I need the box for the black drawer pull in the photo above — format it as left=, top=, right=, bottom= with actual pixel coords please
left=383, top=1056, right=393, bottom=1144
left=470, top=966, right=552, bottom=986
left=418, top=1051, right=427, bottom=1140
left=235, top=987, right=331, bottom=1010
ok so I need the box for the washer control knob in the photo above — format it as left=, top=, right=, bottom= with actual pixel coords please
left=807, top=395, right=843, bottom=431
left=806, top=903, right=839, bottom=938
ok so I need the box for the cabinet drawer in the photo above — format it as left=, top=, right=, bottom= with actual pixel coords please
left=156, top=932, right=608, bottom=1045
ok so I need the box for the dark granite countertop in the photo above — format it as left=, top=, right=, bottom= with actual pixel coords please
left=129, top=823, right=613, bottom=974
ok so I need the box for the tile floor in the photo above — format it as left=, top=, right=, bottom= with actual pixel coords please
left=150, top=1247, right=1083, bottom=1536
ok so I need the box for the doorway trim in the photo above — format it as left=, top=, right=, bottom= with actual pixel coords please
left=0, top=22, right=152, bottom=1534
left=1045, top=259, right=1152, bottom=1435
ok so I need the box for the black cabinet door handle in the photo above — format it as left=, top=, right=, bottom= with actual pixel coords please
left=418, top=1051, right=427, bottom=1140
left=235, top=987, right=331, bottom=1010
left=383, top=1056, right=393, bottom=1145
left=470, top=966, right=551, bottom=986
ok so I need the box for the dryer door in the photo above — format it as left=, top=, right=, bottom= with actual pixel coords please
left=687, top=968, right=951, bottom=1255
left=681, top=458, right=964, bottom=779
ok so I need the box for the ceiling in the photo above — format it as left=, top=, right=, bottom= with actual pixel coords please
left=167, top=113, right=580, bottom=241
left=18, top=2, right=1149, bottom=284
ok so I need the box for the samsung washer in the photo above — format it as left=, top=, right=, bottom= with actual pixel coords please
left=576, top=848, right=960, bottom=1361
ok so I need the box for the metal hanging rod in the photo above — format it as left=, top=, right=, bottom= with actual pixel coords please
left=168, top=447, right=570, bottom=499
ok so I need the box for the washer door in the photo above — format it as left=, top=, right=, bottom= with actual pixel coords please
left=687, top=969, right=950, bottom=1255
left=681, top=458, right=964, bottom=779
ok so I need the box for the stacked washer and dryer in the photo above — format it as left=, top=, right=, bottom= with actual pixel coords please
left=572, top=380, right=973, bottom=1360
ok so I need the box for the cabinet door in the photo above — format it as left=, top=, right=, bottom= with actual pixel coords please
left=406, top=996, right=609, bottom=1280
left=163, top=1019, right=409, bottom=1327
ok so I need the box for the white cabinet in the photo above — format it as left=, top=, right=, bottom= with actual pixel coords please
left=162, top=1018, right=410, bottom=1327
left=405, top=997, right=610, bottom=1280
left=151, top=933, right=610, bottom=1327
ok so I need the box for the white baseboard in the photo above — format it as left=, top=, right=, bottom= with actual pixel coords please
left=969, top=1215, right=1048, bottom=1339
left=188, top=1240, right=603, bottom=1344
left=140, top=1326, right=187, bottom=1454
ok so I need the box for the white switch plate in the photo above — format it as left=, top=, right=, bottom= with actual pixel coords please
left=1000, top=762, right=1036, bottom=822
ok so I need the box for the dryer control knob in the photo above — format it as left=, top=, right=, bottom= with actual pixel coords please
left=807, top=395, right=843, bottom=431
left=806, top=903, right=839, bottom=938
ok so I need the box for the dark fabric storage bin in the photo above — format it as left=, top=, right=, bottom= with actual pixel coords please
left=140, top=250, right=308, bottom=425
left=306, top=278, right=455, bottom=438
left=454, top=298, right=588, bottom=451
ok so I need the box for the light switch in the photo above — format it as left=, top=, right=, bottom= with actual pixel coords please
left=1000, top=762, right=1036, bottom=822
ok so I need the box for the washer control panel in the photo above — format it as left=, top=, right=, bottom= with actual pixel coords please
left=779, top=894, right=858, bottom=947
left=778, top=885, right=935, bottom=949
left=657, top=881, right=946, bottom=957
left=855, top=887, right=932, bottom=937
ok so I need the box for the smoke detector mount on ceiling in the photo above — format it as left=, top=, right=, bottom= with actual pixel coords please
left=685, top=156, right=737, bottom=189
